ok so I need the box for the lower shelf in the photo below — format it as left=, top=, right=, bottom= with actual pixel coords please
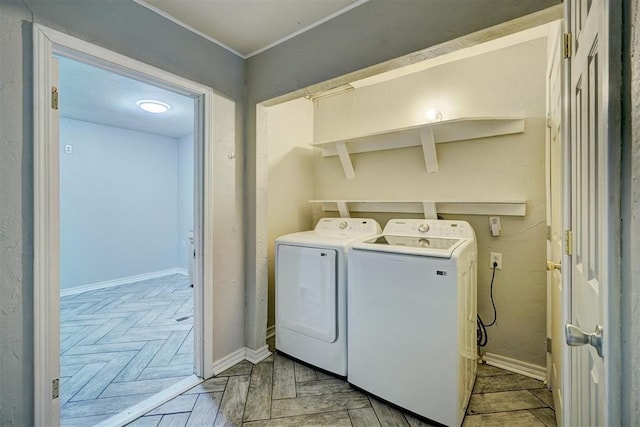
left=309, top=200, right=527, bottom=218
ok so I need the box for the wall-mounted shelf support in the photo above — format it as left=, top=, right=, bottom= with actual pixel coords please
left=311, top=117, right=525, bottom=179
left=310, top=199, right=527, bottom=219
left=335, top=141, right=355, bottom=179
left=420, top=128, right=438, bottom=174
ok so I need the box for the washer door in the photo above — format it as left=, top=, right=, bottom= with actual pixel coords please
left=277, top=245, right=338, bottom=343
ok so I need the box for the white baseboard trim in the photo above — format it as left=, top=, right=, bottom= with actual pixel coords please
left=246, top=345, right=272, bottom=364
left=212, top=348, right=247, bottom=376
left=266, top=324, right=276, bottom=339
left=482, top=352, right=547, bottom=381
left=60, top=268, right=186, bottom=297
left=212, top=346, right=273, bottom=375
left=95, top=374, right=202, bottom=427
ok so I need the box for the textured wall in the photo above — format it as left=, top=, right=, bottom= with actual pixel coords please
left=0, top=1, right=244, bottom=425
left=0, top=3, right=35, bottom=425
left=622, top=0, right=640, bottom=423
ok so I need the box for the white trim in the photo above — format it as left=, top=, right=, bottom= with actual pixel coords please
left=245, top=345, right=272, bottom=364
left=266, top=324, right=276, bottom=340
left=482, top=353, right=547, bottom=382
left=133, top=0, right=369, bottom=59
left=212, top=348, right=247, bottom=376
left=95, top=375, right=202, bottom=427
left=59, top=268, right=186, bottom=297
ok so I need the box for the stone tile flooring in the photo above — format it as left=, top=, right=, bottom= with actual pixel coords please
left=59, top=274, right=194, bottom=426
left=129, top=343, right=556, bottom=427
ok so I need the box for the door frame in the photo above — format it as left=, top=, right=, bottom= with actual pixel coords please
left=33, top=24, right=217, bottom=425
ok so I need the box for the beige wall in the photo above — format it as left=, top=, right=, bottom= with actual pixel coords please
left=266, top=98, right=315, bottom=328
left=311, top=39, right=548, bottom=367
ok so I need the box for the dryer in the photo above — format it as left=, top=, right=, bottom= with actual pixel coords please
left=275, top=217, right=381, bottom=377
left=347, top=219, right=477, bottom=427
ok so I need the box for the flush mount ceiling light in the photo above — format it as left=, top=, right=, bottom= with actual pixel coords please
left=136, top=100, right=170, bottom=113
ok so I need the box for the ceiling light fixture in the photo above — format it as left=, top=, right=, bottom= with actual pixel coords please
left=137, top=100, right=170, bottom=113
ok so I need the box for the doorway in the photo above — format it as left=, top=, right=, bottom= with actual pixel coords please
left=56, top=55, right=197, bottom=425
left=33, top=24, right=237, bottom=426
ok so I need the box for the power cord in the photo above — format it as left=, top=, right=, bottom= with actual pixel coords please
left=477, top=262, right=498, bottom=347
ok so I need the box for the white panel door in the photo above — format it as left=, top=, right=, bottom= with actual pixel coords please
left=276, top=245, right=337, bottom=343
left=567, top=0, right=620, bottom=425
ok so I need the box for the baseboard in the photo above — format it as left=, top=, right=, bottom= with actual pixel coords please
left=95, top=374, right=202, bottom=427
left=266, top=324, right=276, bottom=339
left=212, top=348, right=247, bottom=376
left=60, top=268, right=186, bottom=297
left=482, top=352, right=547, bottom=381
left=246, top=345, right=272, bottom=364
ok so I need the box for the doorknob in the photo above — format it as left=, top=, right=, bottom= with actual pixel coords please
left=546, top=261, right=562, bottom=271
left=565, top=324, right=603, bottom=357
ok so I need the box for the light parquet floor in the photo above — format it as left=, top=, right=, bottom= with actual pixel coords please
left=129, top=339, right=557, bottom=427
left=59, top=274, right=194, bottom=426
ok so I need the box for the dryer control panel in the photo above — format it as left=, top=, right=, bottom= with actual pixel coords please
left=383, top=219, right=475, bottom=239
left=315, top=218, right=382, bottom=237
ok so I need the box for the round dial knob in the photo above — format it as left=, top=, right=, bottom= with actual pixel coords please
left=339, top=221, right=348, bottom=229
left=418, top=238, right=430, bottom=248
left=418, top=223, right=430, bottom=233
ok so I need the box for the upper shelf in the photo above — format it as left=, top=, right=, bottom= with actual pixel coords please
left=310, top=117, right=525, bottom=178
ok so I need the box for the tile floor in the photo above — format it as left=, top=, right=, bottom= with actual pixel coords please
left=129, top=340, right=556, bottom=427
left=59, top=274, right=194, bottom=426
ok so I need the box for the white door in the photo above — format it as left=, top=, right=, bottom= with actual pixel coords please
left=566, top=0, right=621, bottom=425
left=545, top=21, right=565, bottom=425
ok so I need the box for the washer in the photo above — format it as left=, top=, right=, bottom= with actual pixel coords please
left=275, top=217, right=381, bottom=377
left=348, top=219, right=477, bottom=427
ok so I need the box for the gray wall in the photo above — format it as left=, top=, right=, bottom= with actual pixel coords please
left=622, top=0, right=640, bottom=423
left=244, top=0, right=562, bottom=350
left=0, top=1, right=244, bottom=425
left=60, top=118, right=180, bottom=289
left=177, top=133, right=194, bottom=270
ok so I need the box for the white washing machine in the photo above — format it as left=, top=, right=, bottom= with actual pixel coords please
left=275, top=217, right=381, bottom=377
left=348, top=219, right=477, bottom=427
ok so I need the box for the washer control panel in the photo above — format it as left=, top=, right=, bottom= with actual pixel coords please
left=315, top=218, right=382, bottom=237
left=383, top=219, right=475, bottom=239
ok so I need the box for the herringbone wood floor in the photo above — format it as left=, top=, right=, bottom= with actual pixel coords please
left=59, top=274, right=194, bottom=426
left=129, top=342, right=557, bottom=427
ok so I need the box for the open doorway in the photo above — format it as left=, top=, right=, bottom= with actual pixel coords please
left=56, top=56, right=197, bottom=425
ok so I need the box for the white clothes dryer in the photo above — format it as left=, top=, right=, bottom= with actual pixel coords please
left=348, top=219, right=477, bottom=427
left=275, top=217, right=381, bottom=377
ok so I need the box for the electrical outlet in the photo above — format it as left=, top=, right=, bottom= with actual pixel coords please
left=490, top=252, right=502, bottom=269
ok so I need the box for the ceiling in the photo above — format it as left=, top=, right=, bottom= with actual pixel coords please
left=136, top=0, right=368, bottom=58
left=58, top=56, right=195, bottom=138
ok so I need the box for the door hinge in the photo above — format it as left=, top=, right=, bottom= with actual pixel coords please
left=546, top=113, right=552, bottom=129
left=52, top=378, right=59, bottom=399
left=563, top=33, right=572, bottom=59
left=547, top=337, right=552, bottom=353
left=546, top=225, right=551, bottom=240
left=51, top=86, right=59, bottom=110
left=565, top=229, right=573, bottom=255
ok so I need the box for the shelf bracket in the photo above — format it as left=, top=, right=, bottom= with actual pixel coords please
left=419, top=128, right=438, bottom=174
left=422, top=202, right=438, bottom=219
left=336, top=201, right=351, bottom=218
left=335, top=141, right=355, bottom=179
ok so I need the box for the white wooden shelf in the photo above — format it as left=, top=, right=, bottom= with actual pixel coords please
left=311, top=117, right=525, bottom=178
left=309, top=199, right=527, bottom=219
